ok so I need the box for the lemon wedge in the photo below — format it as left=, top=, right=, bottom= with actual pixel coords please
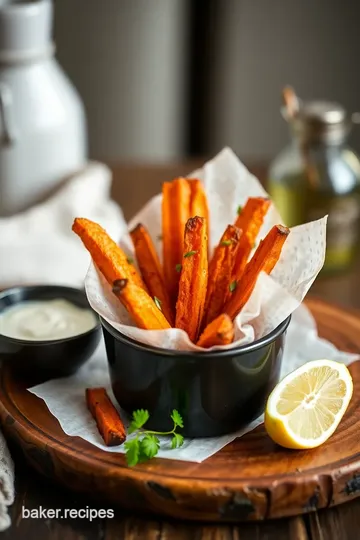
left=264, top=359, right=353, bottom=449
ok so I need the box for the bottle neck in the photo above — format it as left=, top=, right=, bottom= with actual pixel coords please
left=290, top=134, right=345, bottom=158
left=0, top=0, right=54, bottom=65
left=0, top=43, right=55, bottom=65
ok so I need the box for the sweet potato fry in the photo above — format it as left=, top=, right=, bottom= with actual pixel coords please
left=224, top=224, right=290, bottom=320
left=130, top=223, right=174, bottom=326
left=233, top=197, right=271, bottom=280
left=175, top=216, right=208, bottom=343
left=162, top=178, right=191, bottom=305
left=187, top=178, right=210, bottom=240
left=86, top=387, right=126, bottom=446
left=202, top=224, right=241, bottom=329
left=72, top=218, right=146, bottom=290
left=197, top=314, right=234, bottom=348
left=112, top=278, right=171, bottom=330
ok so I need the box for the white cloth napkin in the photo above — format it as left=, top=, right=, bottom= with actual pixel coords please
left=0, top=161, right=125, bottom=530
left=0, top=162, right=125, bottom=288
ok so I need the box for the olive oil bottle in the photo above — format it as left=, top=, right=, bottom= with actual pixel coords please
left=268, top=88, right=360, bottom=273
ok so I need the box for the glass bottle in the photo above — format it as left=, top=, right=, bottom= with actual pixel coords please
left=268, top=98, right=360, bottom=273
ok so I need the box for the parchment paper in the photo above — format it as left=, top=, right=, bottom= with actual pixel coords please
left=28, top=303, right=359, bottom=462
left=84, top=147, right=327, bottom=350
left=28, top=149, right=357, bottom=463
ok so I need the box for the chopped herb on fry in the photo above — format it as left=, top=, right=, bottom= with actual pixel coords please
left=225, top=225, right=290, bottom=320
left=126, top=257, right=134, bottom=264
left=130, top=223, right=174, bottom=325
left=175, top=263, right=182, bottom=273
left=197, top=314, right=234, bottom=348
left=237, top=205, right=243, bottom=215
left=112, top=278, right=171, bottom=330
left=233, top=198, right=271, bottom=281
left=176, top=217, right=208, bottom=342
left=187, top=178, right=210, bottom=242
left=229, top=280, right=237, bottom=292
left=72, top=218, right=146, bottom=290
left=154, top=296, right=162, bottom=310
left=202, top=224, right=240, bottom=329
left=184, top=250, right=198, bottom=258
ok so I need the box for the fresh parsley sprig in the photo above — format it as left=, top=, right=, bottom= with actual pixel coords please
left=124, top=409, right=184, bottom=466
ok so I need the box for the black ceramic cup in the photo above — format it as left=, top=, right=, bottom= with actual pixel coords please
left=101, top=316, right=291, bottom=438
left=0, top=285, right=101, bottom=381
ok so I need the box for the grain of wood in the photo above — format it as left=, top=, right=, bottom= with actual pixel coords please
left=289, top=516, right=309, bottom=540
left=307, top=503, right=360, bottom=540
left=1, top=299, right=360, bottom=528
left=307, top=512, right=326, bottom=540
left=2, top=163, right=360, bottom=540
left=159, top=522, right=197, bottom=540
left=196, top=526, right=234, bottom=540
left=121, top=516, right=161, bottom=540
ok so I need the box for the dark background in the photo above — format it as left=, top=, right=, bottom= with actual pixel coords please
left=54, top=0, right=360, bottom=163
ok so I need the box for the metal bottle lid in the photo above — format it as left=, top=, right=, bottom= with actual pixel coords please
left=286, top=100, right=351, bottom=145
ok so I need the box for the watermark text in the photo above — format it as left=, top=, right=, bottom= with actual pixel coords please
left=22, top=506, right=114, bottom=521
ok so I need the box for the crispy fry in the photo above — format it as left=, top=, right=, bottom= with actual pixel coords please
left=196, top=314, right=234, bottom=348
left=202, top=224, right=241, bottom=329
left=224, top=225, right=290, bottom=320
left=72, top=218, right=146, bottom=290
left=112, top=278, right=171, bottom=330
left=235, top=197, right=269, bottom=229
left=162, top=178, right=191, bottom=305
left=175, top=216, right=208, bottom=342
left=187, top=178, right=210, bottom=241
left=233, top=197, right=271, bottom=281
left=130, top=223, right=174, bottom=326
left=72, top=218, right=170, bottom=329
left=86, top=387, right=126, bottom=446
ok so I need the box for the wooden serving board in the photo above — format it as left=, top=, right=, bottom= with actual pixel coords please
left=0, top=298, right=360, bottom=523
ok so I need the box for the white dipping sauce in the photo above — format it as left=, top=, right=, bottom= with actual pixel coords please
left=0, top=299, right=97, bottom=341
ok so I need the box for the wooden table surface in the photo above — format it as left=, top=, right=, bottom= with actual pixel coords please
left=3, top=161, right=360, bottom=540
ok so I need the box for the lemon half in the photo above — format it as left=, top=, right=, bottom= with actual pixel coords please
left=265, top=359, right=353, bottom=449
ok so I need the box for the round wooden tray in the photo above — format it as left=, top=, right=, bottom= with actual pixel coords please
left=0, top=297, right=360, bottom=522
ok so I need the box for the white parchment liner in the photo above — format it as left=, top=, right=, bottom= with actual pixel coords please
left=29, top=303, right=359, bottom=462
left=28, top=148, right=358, bottom=463
left=84, top=147, right=327, bottom=350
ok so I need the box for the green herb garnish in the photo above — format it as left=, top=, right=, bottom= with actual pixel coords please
left=229, top=280, right=237, bottom=293
left=124, top=409, right=184, bottom=466
left=184, top=250, right=197, bottom=258
left=237, top=205, right=243, bottom=215
left=154, top=296, right=162, bottom=310
left=126, top=257, right=134, bottom=264
left=175, top=263, right=182, bottom=273
left=221, top=240, right=232, bottom=246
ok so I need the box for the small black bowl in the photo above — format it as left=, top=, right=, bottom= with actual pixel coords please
left=0, top=285, right=101, bottom=381
left=101, top=316, right=291, bottom=438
